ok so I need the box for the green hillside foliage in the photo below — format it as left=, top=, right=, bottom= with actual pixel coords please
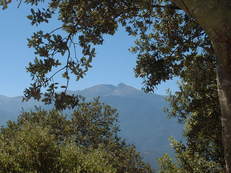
left=0, top=84, right=183, bottom=169
left=0, top=98, right=152, bottom=173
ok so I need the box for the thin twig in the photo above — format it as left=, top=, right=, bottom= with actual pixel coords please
left=48, top=26, right=63, bottom=35
left=48, top=65, right=67, bottom=81
left=17, top=0, right=23, bottom=8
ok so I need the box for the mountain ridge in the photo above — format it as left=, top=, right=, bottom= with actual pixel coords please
left=0, top=83, right=182, bottom=169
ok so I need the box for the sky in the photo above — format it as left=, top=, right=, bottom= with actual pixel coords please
left=0, top=2, right=179, bottom=97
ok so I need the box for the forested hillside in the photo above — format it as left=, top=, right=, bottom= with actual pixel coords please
left=0, top=83, right=182, bottom=168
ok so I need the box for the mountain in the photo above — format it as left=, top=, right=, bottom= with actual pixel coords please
left=0, top=95, right=47, bottom=124
left=76, top=83, right=143, bottom=97
left=0, top=83, right=183, bottom=169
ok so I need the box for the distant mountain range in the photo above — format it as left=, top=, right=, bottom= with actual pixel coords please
left=0, top=83, right=183, bottom=169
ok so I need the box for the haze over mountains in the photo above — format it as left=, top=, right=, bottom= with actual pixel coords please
left=0, top=83, right=183, bottom=168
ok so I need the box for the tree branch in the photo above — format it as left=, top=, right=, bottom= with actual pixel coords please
left=17, top=0, right=23, bottom=8
left=152, top=4, right=181, bottom=10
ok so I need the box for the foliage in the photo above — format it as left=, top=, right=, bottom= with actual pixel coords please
left=157, top=55, right=224, bottom=172
left=22, top=0, right=149, bottom=109
left=114, top=1, right=225, bottom=172
left=156, top=24, right=224, bottom=173
left=0, top=1, right=216, bottom=108
left=0, top=98, right=152, bottom=173
left=2, top=0, right=177, bottom=109
left=0, top=124, right=115, bottom=173
left=125, top=2, right=226, bottom=172
left=166, top=54, right=224, bottom=166
left=158, top=139, right=223, bottom=173
left=131, top=1, right=212, bottom=92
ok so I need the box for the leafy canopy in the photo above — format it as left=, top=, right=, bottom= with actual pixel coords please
left=144, top=3, right=225, bottom=172
left=158, top=55, right=224, bottom=173
left=0, top=98, right=152, bottom=173
left=1, top=0, right=182, bottom=109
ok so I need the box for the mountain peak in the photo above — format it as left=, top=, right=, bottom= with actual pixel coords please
left=117, top=83, right=127, bottom=87
left=76, top=83, right=143, bottom=97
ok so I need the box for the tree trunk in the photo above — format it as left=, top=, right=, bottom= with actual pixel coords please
left=171, top=0, right=231, bottom=172
left=213, top=34, right=231, bottom=173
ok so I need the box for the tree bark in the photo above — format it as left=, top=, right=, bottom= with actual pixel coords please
left=213, top=32, right=231, bottom=173
left=170, top=0, right=231, bottom=172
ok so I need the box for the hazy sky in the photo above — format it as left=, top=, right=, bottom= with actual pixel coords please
left=0, top=2, right=178, bottom=97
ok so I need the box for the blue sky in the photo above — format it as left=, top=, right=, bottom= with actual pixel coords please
left=0, top=2, right=178, bottom=97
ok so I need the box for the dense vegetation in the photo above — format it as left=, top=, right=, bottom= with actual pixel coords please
left=0, top=98, right=152, bottom=172
left=158, top=55, right=224, bottom=172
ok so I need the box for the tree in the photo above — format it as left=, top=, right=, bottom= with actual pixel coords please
left=164, top=2, right=231, bottom=171
left=0, top=98, right=152, bottom=173
left=1, top=0, right=231, bottom=171
left=131, top=2, right=226, bottom=172
left=158, top=54, right=224, bottom=172
left=0, top=123, right=116, bottom=173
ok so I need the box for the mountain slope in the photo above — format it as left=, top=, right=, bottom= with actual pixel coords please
left=0, top=83, right=183, bottom=169
left=78, top=84, right=182, bottom=167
